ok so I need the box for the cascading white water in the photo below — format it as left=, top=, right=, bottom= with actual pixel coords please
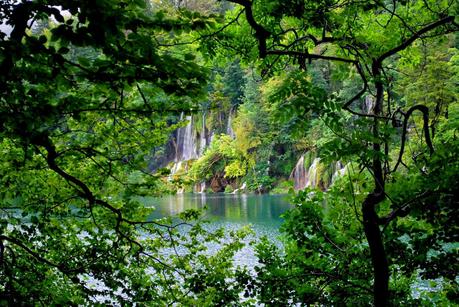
left=175, top=115, right=198, bottom=161
left=232, top=182, right=247, bottom=194
left=169, top=109, right=241, bottom=193
left=181, top=115, right=197, bottom=160
left=169, top=114, right=198, bottom=183
left=199, top=113, right=207, bottom=156
left=306, top=158, right=321, bottom=188
left=290, top=156, right=324, bottom=190
left=290, top=154, right=349, bottom=191
left=331, top=161, right=347, bottom=183
left=290, top=155, right=307, bottom=190
left=198, top=181, right=206, bottom=193
left=170, top=161, right=183, bottom=175
left=174, top=112, right=185, bottom=162
left=227, top=109, right=235, bottom=138
left=364, top=95, right=374, bottom=114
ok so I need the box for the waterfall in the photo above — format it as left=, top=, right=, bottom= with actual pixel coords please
left=198, top=181, right=206, bottom=193
left=181, top=115, right=197, bottom=160
left=290, top=156, right=324, bottom=190
left=193, top=181, right=206, bottom=193
left=169, top=161, right=183, bottom=179
left=227, top=108, right=235, bottom=138
left=364, top=95, right=374, bottom=114
left=175, top=112, right=185, bottom=161
left=331, top=161, right=347, bottom=183
left=199, top=113, right=207, bottom=156
left=169, top=113, right=198, bottom=185
left=306, top=158, right=321, bottom=188
left=290, top=155, right=307, bottom=190
left=175, top=115, right=198, bottom=161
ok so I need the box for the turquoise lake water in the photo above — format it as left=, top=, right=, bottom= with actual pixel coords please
left=145, top=193, right=292, bottom=268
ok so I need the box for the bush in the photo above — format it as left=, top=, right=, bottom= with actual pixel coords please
left=270, top=180, right=294, bottom=194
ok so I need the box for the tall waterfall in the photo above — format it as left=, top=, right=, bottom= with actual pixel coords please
left=199, top=113, right=207, bottom=156
left=291, top=155, right=347, bottom=191
left=364, top=95, right=374, bottom=114
left=175, top=115, right=198, bottom=161
left=290, top=155, right=308, bottom=190
left=168, top=108, right=239, bottom=193
left=306, top=158, right=321, bottom=188
left=227, top=109, right=235, bottom=138
left=332, top=161, right=347, bottom=183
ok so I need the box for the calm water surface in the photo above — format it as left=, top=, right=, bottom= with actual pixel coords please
left=145, top=193, right=292, bottom=268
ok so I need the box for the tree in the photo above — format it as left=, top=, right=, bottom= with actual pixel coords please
left=0, top=1, right=250, bottom=304
left=217, top=0, right=458, bottom=304
left=222, top=58, right=246, bottom=107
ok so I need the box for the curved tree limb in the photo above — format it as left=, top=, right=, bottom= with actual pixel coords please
left=392, top=105, right=434, bottom=173
left=229, top=0, right=271, bottom=57
left=266, top=50, right=356, bottom=64
left=0, top=235, right=62, bottom=269
left=379, top=190, right=433, bottom=230
left=376, top=16, right=456, bottom=65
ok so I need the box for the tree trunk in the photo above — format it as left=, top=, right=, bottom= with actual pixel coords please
left=362, top=62, right=389, bottom=306
left=363, top=192, right=389, bottom=306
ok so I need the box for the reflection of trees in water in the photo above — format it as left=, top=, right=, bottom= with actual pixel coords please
left=153, top=194, right=290, bottom=224
left=146, top=193, right=291, bottom=231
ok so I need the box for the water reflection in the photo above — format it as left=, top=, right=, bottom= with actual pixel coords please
left=146, top=193, right=291, bottom=227
left=143, top=193, right=292, bottom=269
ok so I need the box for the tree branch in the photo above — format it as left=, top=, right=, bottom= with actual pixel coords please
left=392, top=105, right=434, bottom=173
left=228, top=0, right=270, bottom=57
left=266, top=50, right=356, bottom=64
left=376, top=16, right=456, bottom=65
left=380, top=190, right=433, bottom=231
left=0, top=235, right=61, bottom=269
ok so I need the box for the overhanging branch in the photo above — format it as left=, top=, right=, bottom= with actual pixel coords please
left=392, top=105, right=434, bottom=173
left=376, top=16, right=456, bottom=65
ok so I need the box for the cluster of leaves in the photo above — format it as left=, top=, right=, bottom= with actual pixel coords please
left=0, top=0, right=252, bottom=304
left=189, top=134, right=248, bottom=181
left=204, top=0, right=459, bottom=304
left=251, top=122, right=458, bottom=304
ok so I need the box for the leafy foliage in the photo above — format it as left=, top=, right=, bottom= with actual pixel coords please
left=1, top=0, right=458, bottom=305
left=0, top=0, right=248, bottom=304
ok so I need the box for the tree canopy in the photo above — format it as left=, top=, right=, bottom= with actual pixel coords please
left=214, top=0, right=458, bottom=305
left=0, top=0, right=250, bottom=304
left=1, top=0, right=458, bottom=305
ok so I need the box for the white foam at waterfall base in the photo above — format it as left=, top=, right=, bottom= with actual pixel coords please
left=232, top=182, right=247, bottom=194
left=198, top=182, right=206, bottom=193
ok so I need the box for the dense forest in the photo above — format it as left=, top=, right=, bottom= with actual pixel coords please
left=0, top=0, right=458, bottom=305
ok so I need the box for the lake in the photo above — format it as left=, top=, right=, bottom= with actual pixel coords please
left=145, top=193, right=292, bottom=268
